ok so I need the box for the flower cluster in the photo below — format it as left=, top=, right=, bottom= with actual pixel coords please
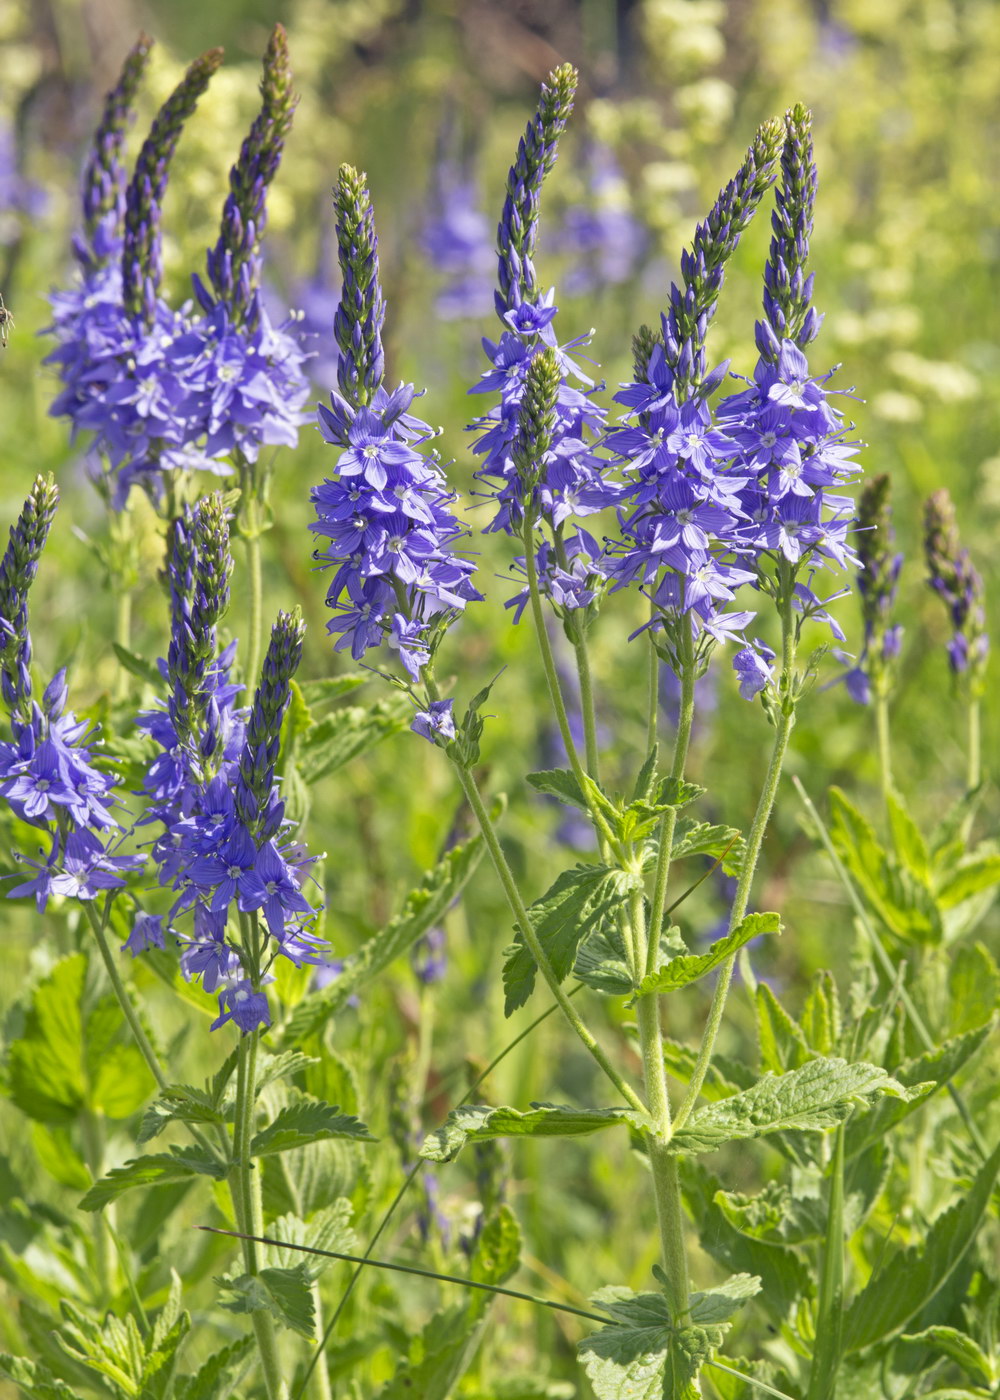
left=609, top=108, right=860, bottom=684
left=468, top=64, right=614, bottom=622
left=923, top=488, right=989, bottom=687
left=841, top=473, right=903, bottom=704
left=46, top=31, right=309, bottom=510
left=135, top=512, right=322, bottom=1032
left=311, top=165, right=481, bottom=679
left=0, top=478, right=142, bottom=907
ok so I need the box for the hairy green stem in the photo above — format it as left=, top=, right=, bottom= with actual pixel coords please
left=630, top=888, right=690, bottom=1319
left=967, top=696, right=981, bottom=793
left=80, top=1109, right=111, bottom=1302
left=806, top=1123, right=845, bottom=1400
left=452, top=760, right=646, bottom=1114
left=645, top=619, right=659, bottom=755
left=674, top=583, right=798, bottom=1132
left=573, top=632, right=601, bottom=782
left=874, top=685, right=892, bottom=815
left=646, top=633, right=697, bottom=980
left=238, top=457, right=265, bottom=689
left=85, top=901, right=169, bottom=1093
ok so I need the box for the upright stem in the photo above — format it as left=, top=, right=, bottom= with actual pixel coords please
left=674, top=582, right=798, bottom=1131
left=646, top=631, right=697, bottom=979
left=573, top=633, right=601, bottom=782
left=805, top=1123, right=845, bottom=1400
left=523, top=518, right=586, bottom=787
left=967, top=696, right=981, bottom=792
left=451, top=759, right=646, bottom=1114
left=239, top=457, right=265, bottom=689
left=874, top=683, right=892, bottom=814
left=80, top=1109, right=111, bottom=1302
left=645, top=618, right=659, bottom=755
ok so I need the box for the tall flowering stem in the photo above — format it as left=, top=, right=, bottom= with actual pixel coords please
left=0, top=474, right=59, bottom=731
left=760, top=103, right=822, bottom=355
left=854, top=474, right=903, bottom=801
left=76, top=34, right=154, bottom=272
left=923, top=489, right=988, bottom=791
left=122, top=47, right=223, bottom=324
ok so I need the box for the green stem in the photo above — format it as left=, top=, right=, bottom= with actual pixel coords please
left=791, top=775, right=988, bottom=1160
left=646, top=632, right=697, bottom=980
left=875, top=685, right=892, bottom=815
left=630, top=888, right=689, bottom=1319
left=573, top=631, right=601, bottom=782
left=967, top=695, right=981, bottom=793
left=452, top=759, right=646, bottom=1114
left=674, top=582, right=798, bottom=1132
left=80, top=1109, right=111, bottom=1302
left=645, top=619, right=659, bottom=755
left=805, top=1123, right=845, bottom=1400
left=239, top=458, right=265, bottom=689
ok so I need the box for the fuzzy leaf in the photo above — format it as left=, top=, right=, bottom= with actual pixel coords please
left=254, top=1050, right=320, bottom=1095
left=935, top=854, right=1000, bottom=910
left=948, top=942, right=1000, bottom=1034
left=526, top=767, right=588, bottom=811
left=249, top=1096, right=375, bottom=1157
left=670, top=1059, right=913, bottom=1155
left=296, top=675, right=368, bottom=707
left=218, top=1264, right=315, bottom=1338
left=671, top=820, right=745, bottom=876
left=574, top=925, right=635, bottom=996
left=175, top=1336, right=255, bottom=1400
left=420, top=1103, right=642, bottom=1163
left=688, top=1274, right=762, bottom=1324
left=633, top=914, right=779, bottom=1001
left=296, top=698, right=408, bottom=785
left=887, top=791, right=931, bottom=884
left=828, top=787, right=942, bottom=945
left=755, top=983, right=812, bottom=1074
left=79, top=1147, right=228, bottom=1211
left=503, top=864, right=634, bottom=1014
left=901, top=1327, right=995, bottom=1388
left=282, top=835, right=482, bottom=1041
left=0, top=1353, right=78, bottom=1400
left=137, top=1085, right=223, bottom=1144
left=579, top=1289, right=673, bottom=1400
left=266, top=1200, right=355, bottom=1281
left=843, top=1140, right=1000, bottom=1352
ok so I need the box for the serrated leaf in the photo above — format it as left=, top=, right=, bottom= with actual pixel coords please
left=420, top=1103, right=642, bottom=1163
left=471, top=1203, right=522, bottom=1286
left=503, top=864, right=633, bottom=1015
left=574, top=924, right=634, bottom=996
left=297, top=675, right=369, bottom=707
left=949, top=942, right=1000, bottom=1034
left=669, top=1059, right=912, bottom=1155
left=578, top=1289, right=673, bottom=1400
left=844, top=1024, right=991, bottom=1158
left=661, top=1038, right=753, bottom=1098
left=6, top=952, right=155, bottom=1124
left=175, top=1336, right=255, bottom=1400
left=800, top=971, right=841, bottom=1057
left=526, top=767, right=589, bottom=811
left=633, top=914, right=779, bottom=1001
left=688, top=1274, right=761, bottom=1324
left=296, top=699, right=408, bottom=784
left=843, top=1140, right=1000, bottom=1352
left=756, top=983, right=811, bottom=1074
left=282, top=835, right=482, bottom=1042
left=901, top=1328, right=995, bottom=1388
left=0, top=1353, right=79, bottom=1400
left=79, top=1146, right=227, bottom=1211
left=828, top=787, right=941, bottom=945
left=935, top=854, right=1000, bottom=910
left=887, top=791, right=931, bottom=883
left=671, top=820, right=745, bottom=876
left=249, top=1095, right=375, bottom=1157
left=137, top=1085, right=223, bottom=1144
left=266, top=1200, right=355, bottom=1280
left=254, top=1050, right=320, bottom=1095
left=218, top=1264, right=315, bottom=1338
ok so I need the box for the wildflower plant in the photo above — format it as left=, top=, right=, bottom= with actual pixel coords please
left=0, top=34, right=996, bottom=1400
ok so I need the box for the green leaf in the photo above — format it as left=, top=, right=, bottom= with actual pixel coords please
left=935, top=854, right=1000, bottom=910
left=79, top=1146, right=227, bottom=1211
left=254, top=1050, right=320, bottom=1095
left=949, top=942, right=1000, bottom=1034
left=218, top=1263, right=316, bottom=1338
left=112, top=643, right=161, bottom=686
left=265, top=1200, right=355, bottom=1281
left=420, top=1103, right=642, bottom=1163
left=526, top=767, right=588, bottom=811
left=828, top=787, right=942, bottom=945
left=661, top=1038, right=753, bottom=1099
left=800, top=971, right=841, bottom=1057
left=688, top=1274, right=762, bottom=1324
left=669, top=1059, right=912, bottom=1155
left=633, top=914, right=779, bottom=1001
left=249, top=1095, right=375, bottom=1157
left=578, top=1289, right=673, bottom=1400
left=175, top=1336, right=255, bottom=1400
left=6, top=953, right=155, bottom=1124
left=296, top=698, right=408, bottom=784
left=470, top=1203, right=522, bottom=1287
left=901, top=1328, right=995, bottom=1388
left=137, top=1085, right=223, bottom=1145
left=503, top=864, right=634, bottom=1014
left=671, top=820, right=745, bottom=876
left=29, top=1124, right=91, bottom=1190
left=574, top=924, right=635, bottom=996
left=296, top=674, right=369, bottom=707
left=756, top=983, right=811, bottom=1074
left=842, top=1140, right=1000, bottom=1352
left=282, top=834, right=482, bottom=1042
left=845, top=1024, right=991, bottom=1158
left=0, top=1353, right=79, bottom=1400
left=887, top=791, right=931, bottom=884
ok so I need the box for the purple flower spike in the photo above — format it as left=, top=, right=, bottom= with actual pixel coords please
left=211, top=979, right=271, bottom=1034
left=411, top=699, right=456, bottom=745
left=924, top=489, right=989, bottom=688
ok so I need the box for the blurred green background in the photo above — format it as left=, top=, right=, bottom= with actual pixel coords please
left=0, top=0, right=996, bottom=1390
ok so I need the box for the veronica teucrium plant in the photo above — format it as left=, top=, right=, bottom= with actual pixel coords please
left=2, top=36, right=997, bottom=1400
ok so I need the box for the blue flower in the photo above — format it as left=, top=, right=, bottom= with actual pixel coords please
left=411, top=699, right=456, bottom=745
